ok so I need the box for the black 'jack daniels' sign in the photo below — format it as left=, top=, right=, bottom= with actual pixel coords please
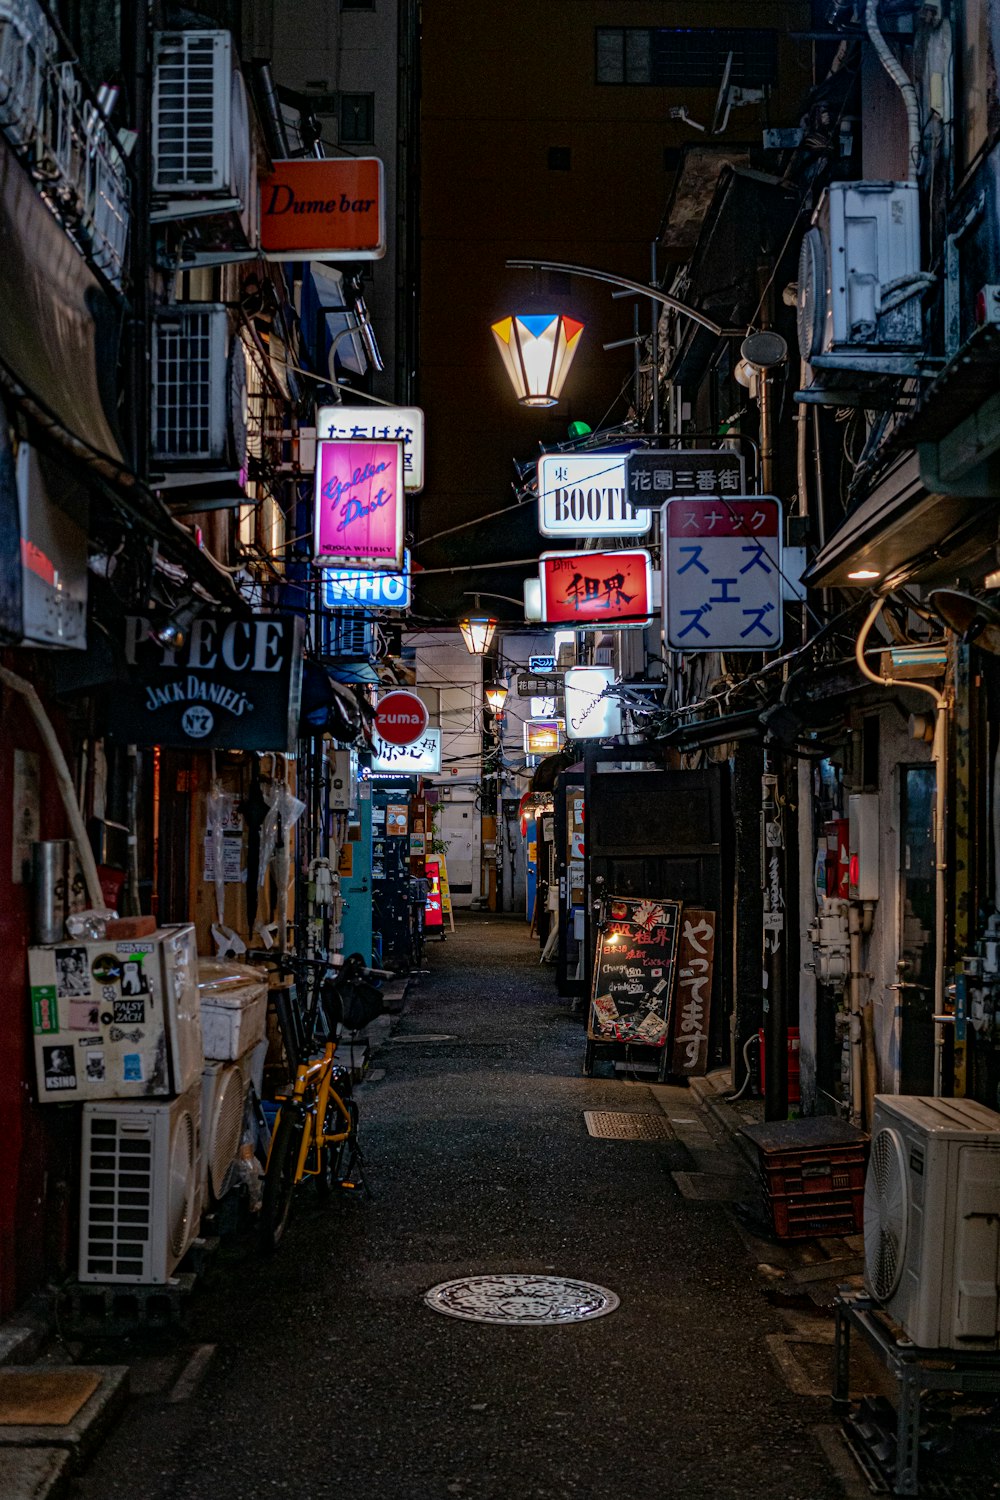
left=590, top=897, right=683, bottom=1047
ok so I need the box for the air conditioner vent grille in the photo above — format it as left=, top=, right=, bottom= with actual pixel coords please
left=151, top=304, right=229, bottom=463
left=863, top=1126, right=908, bottom=1301
left=153, top=32, right=231, bottom=193
left=82, top=1116, right=154, bottom=1280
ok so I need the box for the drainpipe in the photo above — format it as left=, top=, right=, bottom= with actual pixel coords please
left=855, top=596, right=948, bottom=1095
left=864, top=0, right=920, bottom=183
left=0, top=667, right=104, bottom=910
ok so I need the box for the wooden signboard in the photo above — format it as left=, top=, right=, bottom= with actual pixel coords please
left=589, top=897, right=683, bottom=1048
left=670, top=909, right=717, bottom=1075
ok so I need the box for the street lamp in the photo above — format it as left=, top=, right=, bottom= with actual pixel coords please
left=485, top=682, right=509, bottom=712
left=490, top=312, right=585, bottom=407
left=459, top=613, right=498, bottom=656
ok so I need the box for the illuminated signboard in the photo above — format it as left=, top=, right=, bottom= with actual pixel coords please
left=371, top=727, right=442, bottom=776
left=564, top=666, right=621, bottom=740
left=317, top=405, right=424, bottom=492
left=537, top=452, right=650, bottom=538
left=314, top=440, right=404, bottom=569
left=663, top=497, right=783, bottom=651
left=261, top=157, right=385, bottom=261
left=321, top=551, right=411, bottom=611
left=524, top=719, right=564, bottom=755
left=538, top=549, right=652, bottom=626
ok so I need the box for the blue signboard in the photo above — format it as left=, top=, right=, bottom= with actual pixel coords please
left=529, top=654, right=557, bottom=672
left=321, top=550, right=411, bottom=611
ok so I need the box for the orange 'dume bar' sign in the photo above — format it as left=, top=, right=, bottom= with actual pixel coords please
left=260, top=158, right=386, bottom=260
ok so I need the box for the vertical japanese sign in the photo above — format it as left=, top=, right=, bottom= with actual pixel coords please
left=314, top=440, right=404, bottom=568
left=663, top=497, right=783, bottom=651
left=670, top=909, right=717, bottom=1075
left=539, top=549, right=652, bottom=625
left=626, top=448, right=745, bottom=504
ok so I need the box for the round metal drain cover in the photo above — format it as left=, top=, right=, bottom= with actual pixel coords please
left=423, top=1274, right=619, bottom=1326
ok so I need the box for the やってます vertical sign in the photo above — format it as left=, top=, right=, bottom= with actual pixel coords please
left=314, top=440, right=405, bottom=568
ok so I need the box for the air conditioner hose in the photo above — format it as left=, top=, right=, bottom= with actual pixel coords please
left=0, top=665, right=104, bottom=909
left=865, top=0, right=921, bottom=183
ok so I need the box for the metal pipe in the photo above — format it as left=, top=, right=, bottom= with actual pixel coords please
left=506, top=259, right=724, bottom=336
left=650, top=240, right=660, bottom=435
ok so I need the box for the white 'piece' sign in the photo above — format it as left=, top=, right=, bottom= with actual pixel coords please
left=663, top=496, right=784, bottom=651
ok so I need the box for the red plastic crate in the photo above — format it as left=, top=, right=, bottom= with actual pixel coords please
left=768, top=1186, right=865, bottom=1240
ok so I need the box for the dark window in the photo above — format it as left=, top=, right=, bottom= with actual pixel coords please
left=596, top=28, right=778, bottom=89
left=547, top=146, right=571, bottom=171
left=342, top=0, right=375, bottom=7
left=340, top=93, right=375, bottom=144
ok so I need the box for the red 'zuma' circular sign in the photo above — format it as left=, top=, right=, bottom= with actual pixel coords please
left=374, top=690, right=429, bottom=746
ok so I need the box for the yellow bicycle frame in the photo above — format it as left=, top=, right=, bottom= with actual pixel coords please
left=267, top=1040, right=354, bottom=1186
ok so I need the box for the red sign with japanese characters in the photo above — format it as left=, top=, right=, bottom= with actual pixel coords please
left=538, top=549, right=652, bottom=626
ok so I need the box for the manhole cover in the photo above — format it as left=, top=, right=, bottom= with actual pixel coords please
left=584, top=1110, right=672, bottom=1141
left=423, top=1274, right=619, bottom=1326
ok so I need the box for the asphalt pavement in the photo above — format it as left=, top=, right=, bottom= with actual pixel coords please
left=73, top=915, right=851, bottom=1500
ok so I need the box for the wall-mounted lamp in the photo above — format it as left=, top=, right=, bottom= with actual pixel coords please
left=150, top=597, right=198, bottom=652
left=847, top=569, right=882, bottom=582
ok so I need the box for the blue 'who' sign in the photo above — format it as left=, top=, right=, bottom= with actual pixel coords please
left=321, top=551, right=411, bottom=611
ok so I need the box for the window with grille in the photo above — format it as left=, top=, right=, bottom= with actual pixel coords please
left=340, top=93, right=375, bottom=144
left=596, top=28, right=778, bottom=89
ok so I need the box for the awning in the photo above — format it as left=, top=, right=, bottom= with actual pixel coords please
left=803, top=451, right=994, bottom=590
left=0, top=135, right=123, bottom=462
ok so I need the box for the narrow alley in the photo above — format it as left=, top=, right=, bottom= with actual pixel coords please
left=75, top=918, right=848, bottom=1500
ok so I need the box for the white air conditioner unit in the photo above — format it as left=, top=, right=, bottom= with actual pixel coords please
left=79, top=1084, right=203, bottom=1285
left=151, top=30, right=259, bottom=261
left=151, top=304, right=249, bottom=470
left=863, top=1095, right=1000, bottom=1349
left=797, top=181, right=922, bottom=383
left=201, top=1060, right=247, bottom=1202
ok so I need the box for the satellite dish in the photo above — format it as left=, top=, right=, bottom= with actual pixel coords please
left=710, top=50, right=735, bottom=135
left=928, top=588, right=1000, bottom=654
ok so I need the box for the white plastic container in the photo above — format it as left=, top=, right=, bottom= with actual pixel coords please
left=199, top=981, right=267, bottom=1061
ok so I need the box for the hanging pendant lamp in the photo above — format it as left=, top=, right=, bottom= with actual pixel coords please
left=490, top=312, right=585, bottom=407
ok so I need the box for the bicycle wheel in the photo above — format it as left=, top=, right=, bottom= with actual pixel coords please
left=317, top=1097, right=359, bottom=1197
left=259, top=1111, right=300, bottom=1252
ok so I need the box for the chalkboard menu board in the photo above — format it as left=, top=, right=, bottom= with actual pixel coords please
left=590, top=897, right=683, bottom=1047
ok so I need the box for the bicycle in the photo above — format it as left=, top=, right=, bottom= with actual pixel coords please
left=247, top=950, right=391, bottom=1252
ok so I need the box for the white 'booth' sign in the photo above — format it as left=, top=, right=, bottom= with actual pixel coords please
left=537, top=453, right=651, bottom=538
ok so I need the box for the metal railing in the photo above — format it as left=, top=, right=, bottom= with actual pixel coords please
left=0, top=0, right=129, bottom=288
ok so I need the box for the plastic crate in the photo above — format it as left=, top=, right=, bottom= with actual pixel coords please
left=768, top=1186, right=865, bottom=1239
left=742, top=1117, right=869, bottom=1241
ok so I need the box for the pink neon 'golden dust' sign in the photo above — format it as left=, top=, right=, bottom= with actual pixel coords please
left=313, top=440, right=404, bottom=568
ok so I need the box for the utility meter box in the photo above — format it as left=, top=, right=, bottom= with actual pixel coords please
left=327, top=748, right=358, bottom=812
left=848, top=793, right=879, bottom=901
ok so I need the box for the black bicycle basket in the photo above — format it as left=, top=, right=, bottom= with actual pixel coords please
left=339, top=977, right=384, bottom=1031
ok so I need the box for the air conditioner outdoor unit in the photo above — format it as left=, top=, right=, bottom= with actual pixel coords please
left=151, top=30, right=259, bottom=261
left=200, top=1060, right=247, bottom=1202
left=151, top=304, right=248, bottom=470
left=79, top=1084, right=203, bottom=1285
left=863, top=1095, right=1000, bottom=1349
left=797, top=181, right=923, bottom=384
left=324, top=615, right=375, bottom=660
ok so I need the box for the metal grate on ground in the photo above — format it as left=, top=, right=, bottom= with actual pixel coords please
left=584, top=1110, right=672, bottom=1141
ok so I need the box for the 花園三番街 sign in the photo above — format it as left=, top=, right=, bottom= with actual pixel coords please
left=664, top=497, right=783, bottom=652
left=626, top=448, right=745, bottom=502
left=314, top=440, right=405, bottom=569
left=260, top=158, right=385, bottom=260
left=539, top=549, right=652, bottom=626
left=317, top=405, right=424, bottom=492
